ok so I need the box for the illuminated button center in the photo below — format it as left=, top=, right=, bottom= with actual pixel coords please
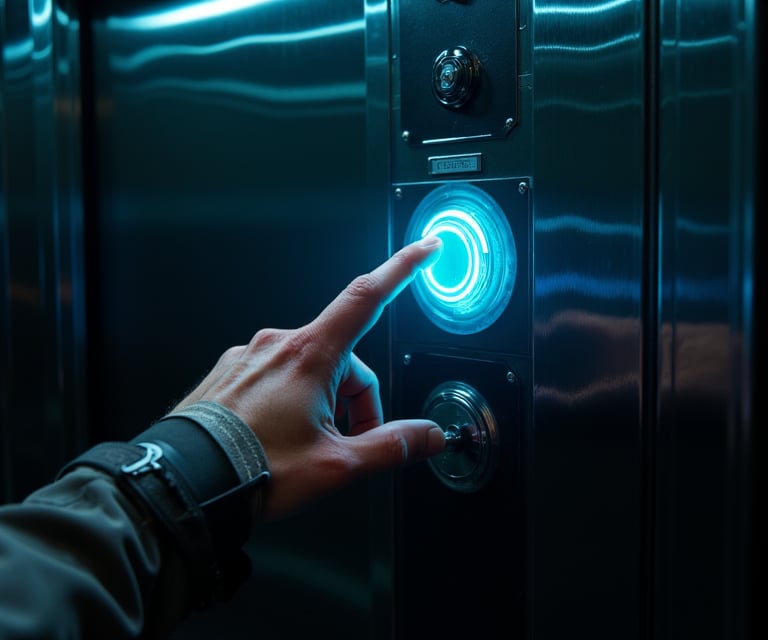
left=420, top=209, right=487, bottom=304
left=429, top=227, right=470, bottom=292
left=405, top=182, right=516, bottom=335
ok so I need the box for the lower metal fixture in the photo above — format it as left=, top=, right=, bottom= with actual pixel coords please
left=423, top=381, right=499, bottom=492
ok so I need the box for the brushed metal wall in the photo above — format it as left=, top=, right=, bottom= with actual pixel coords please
left=655, top=1, right=756, bottom=636
left=532, top=0, right=646, bottom=635
left=85, top=1, right=377, bottom=639
left=0, top=0, right=87, bottom=502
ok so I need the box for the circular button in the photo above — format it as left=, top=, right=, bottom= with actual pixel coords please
left=424, top=381, right=499, bottom=493
left=405, top=183, right=517, bottom=335
left=431, top=46, right=481, bottom=109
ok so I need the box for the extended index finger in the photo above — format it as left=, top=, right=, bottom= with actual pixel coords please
left=310, top=236, right=442, bottom=354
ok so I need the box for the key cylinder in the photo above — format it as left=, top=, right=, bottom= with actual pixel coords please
left=423, top=381, right=499, bottom=492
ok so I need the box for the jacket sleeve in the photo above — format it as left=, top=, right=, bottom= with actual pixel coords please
left=0, top=401, right=270, bottom=640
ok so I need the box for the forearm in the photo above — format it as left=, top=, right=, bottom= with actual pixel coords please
left=0, top=467, right=184, bottom=638
left=0, top=401, right=269, bottom=639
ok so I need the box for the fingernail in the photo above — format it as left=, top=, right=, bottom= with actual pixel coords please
left=417, top=235, right=443, bottom=269
left=426, top=426, right=447, bottom=456
left=418, top=234, right=442, bottom=248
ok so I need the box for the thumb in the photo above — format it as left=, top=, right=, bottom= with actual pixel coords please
left=351, top=419, right=446, bottom=474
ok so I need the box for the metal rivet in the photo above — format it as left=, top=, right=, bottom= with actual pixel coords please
left=403, top=354, right=412, bottom=366
left=506, top=371, right=517, bottom=384
left=401, top=130, right=411, bottom=143
left=394, top=187, right=403, bottom=200
left=517, top=181, right=528, bottom=195
left=505, top=117, right=515, bottom=129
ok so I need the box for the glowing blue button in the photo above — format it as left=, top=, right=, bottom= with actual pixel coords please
left=405, top=183, right=517, bottom=335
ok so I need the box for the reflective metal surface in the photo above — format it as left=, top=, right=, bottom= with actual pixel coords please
left=655, top=1, right=756, bottom=637
left=85, top=1, right=374, bottom=638
left=0, top=0, right=87, bottom=501
left=532, top=1, right=646, bottom=635
left=384, top=3, right=531, bottom=635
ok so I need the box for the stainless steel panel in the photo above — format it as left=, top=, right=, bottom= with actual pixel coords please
left=87, top=2, right=374, bottom=638
left=532, top=1, right=646, bottom=636
left=0, top=0, right=87, bottom=501
left=656, top=1, right=755, bottom=637
left=382, top=2, right=533, bottom=637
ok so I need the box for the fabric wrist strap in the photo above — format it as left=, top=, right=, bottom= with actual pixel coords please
left=57, top=441, right=259, bottom=608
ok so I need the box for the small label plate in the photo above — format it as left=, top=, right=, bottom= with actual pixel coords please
left=428, top=153, right=482, bottom=176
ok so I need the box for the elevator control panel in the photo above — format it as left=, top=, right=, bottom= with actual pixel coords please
left=390, top=2, right=528, bottom=634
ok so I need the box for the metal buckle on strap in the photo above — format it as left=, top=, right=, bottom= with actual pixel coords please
left=121, top=442, right=164, bottom=476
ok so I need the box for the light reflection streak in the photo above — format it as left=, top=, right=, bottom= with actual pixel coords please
left=534, top=374, right=639, bottom=406
left=56, top=7, right=70, bottom=27
left=535, top=215, right=728, bottom=237
left=535, top=215, right=641, bottom=238
left=676, top=219, right=729, bottom=236
left=668, top=35, right=738, bottom=50
left=30, top=0, right=52, bottom=29
left=111, top=19, right=364, bottom=73
left=536, top=273, right=729, bottom=303
left=118, top=76, right=364, bottom=117
left=535, top=33, right=639, bottom=54
left=3, top=39, right=34, bottom=63
left=127, top=76, right=362, bottom=102
left=106, top=0, right=280, bottom=31
left=534, top=0, right=635, bottom=17
left=535, top=97, right=641, bottom=112
left=31, top=44, right=52, bottom=62
left=364, top=0, right=387, bottom=17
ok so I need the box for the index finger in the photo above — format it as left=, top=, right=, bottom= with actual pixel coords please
left=310, top=236, right=442, bottom=353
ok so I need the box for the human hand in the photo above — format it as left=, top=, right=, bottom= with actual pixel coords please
left=173, top=237, right=445, bottom=520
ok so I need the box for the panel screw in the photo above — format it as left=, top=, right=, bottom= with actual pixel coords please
left=505, top=117, right=515, bottom=129
left=403, top=354, right=412, bottom=366
left=401, top=130, right=411, bottom=143
left=394, top=187, right=403, bottom=200
left=506, top=371, right=517, bottom=384
left=517, top=181, right=528, bottom=195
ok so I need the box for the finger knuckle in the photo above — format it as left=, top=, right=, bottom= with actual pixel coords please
left=249, top=327, right=282, bottom=349
left=346, top=273, right=382, bottom=302
left=385, top=431, right=408, bottom=464
left=220, top=345, right=245, bottom=365
left=250, top=327, right=320, bottom=371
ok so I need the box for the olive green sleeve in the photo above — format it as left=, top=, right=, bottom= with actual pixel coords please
left=0, top=467, right=187, bottom=639
left=0, top=401, right=271, bottom=639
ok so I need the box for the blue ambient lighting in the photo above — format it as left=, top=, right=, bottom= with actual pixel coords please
left=406, top=183, right=517, bottom=335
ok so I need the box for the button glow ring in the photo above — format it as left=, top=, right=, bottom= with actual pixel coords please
left=405, top=183, right=517, bottom=335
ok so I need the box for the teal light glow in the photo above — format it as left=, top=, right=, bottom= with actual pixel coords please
left=106, top=0, right=279, bottom=31
left=30, top=0, right=52, bottom=28
left=405, top=183, right=517, bottom=335
left=421, top=209, right=486, bottom=303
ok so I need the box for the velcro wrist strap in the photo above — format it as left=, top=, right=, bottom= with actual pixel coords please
left=59, top=441, right=229, bottom=608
